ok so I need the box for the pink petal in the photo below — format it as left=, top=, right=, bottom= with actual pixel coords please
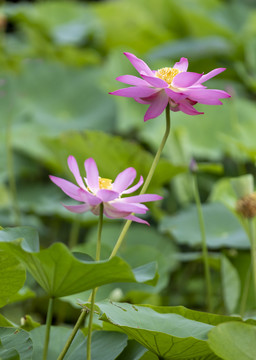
left=186, top=89, right=231, bottom=105
left=91, top=205, right=101, bottom=216
left=78, top=189, right=102, bottom=206
left=112, top=167, right=137, bottom=193
left=165, top=88, right=187, bottom=102
left=116, top=75, right=149, bottom=87
left=124, top=52, right=154, bottom=76
left=172, top=72, right=203, bottom=88
left=104, top=204, right=130, bottom=219
left=124, top=214, right=149, bottom=225
left=67, top=156, right=85, bottom=189
left=49, top=175, right=81, bottom=201
left=144, top=91, right=169, bottom=121
left=96, top=189, right=120, bottom=202
left=63, top=203, right=91, bottom=213
left=121, top=194, right=163, bottom=203
left=135, top=97, right=151, bottom=104
left=173, top=57, right=189, bottom=72
left=122, top=175, right=144, bottom=194
left=198, top=68, right=226, bottom=83
left=178, top=100, right=204, bottom=115
left=84, top=158, right=99, bottom=192
left=140, top=73, right=168, bottom=88
left=111, top=202, right=148, bottom=214
left=110, top=87, right=157, bottom=98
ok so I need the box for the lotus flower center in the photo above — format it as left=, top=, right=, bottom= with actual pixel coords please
left=99, top=177, right=113, bottom=190
left=155, top=67, right=180, bottom=85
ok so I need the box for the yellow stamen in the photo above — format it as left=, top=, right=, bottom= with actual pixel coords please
left=155, top=67, right=180, bottom=85
left=99, top=177, right=113, bottom=190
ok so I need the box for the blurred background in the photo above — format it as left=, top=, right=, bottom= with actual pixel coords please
left=0, top=0, right=256, bottom=324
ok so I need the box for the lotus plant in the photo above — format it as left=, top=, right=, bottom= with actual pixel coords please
left=52, top=156, right=162, bottom=360
left=110, top=52, right=231, bottom=121
left=110, top=52, right=231, bottom=315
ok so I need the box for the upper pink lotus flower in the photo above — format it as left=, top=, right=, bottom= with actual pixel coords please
left=110, top=52, right=231, bottom=121
left=50, top=156, right=162, bottom=225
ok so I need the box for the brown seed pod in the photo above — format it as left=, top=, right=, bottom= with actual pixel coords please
left=236, top=192, right=256, bottom=218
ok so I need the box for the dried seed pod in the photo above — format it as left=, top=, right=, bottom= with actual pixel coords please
left=236, top=193, right=256, bottom=218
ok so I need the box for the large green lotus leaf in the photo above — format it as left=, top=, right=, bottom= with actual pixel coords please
left=0, top=227, right=39, bottom=252
left=4, top=1, right=100, bottom=67
left=8, top=286, right=36, bottom=305
left=160, top=202, right=250, bottom=249
left=231, top=252, right=255, bottom=312
left=208, top=322, right=256, bottom=360
left=31, top=326, right=127, bottom=360
left=0, top=314, right=14, bottom=327
left=139, top=96, right=233, bottom=163
left=77, top=223, right=178, bottom=291
left=139, top=353, right=158, bottom=360
left=0, top=250, right=26, bottom=308
left=139, top=353, right=220, bottom=360
left=98, top=301, right=244, bottom=360
left=209, top=178, right=238, bottom=210
left=62, top=224, right=178, bottom=307
left=30, top=326, right=84, bottom=360
left=138, top=97, right=256, bottom=171
left=0, top=61, right=115, bottom=167
left=92, top=0, right=171, bottom=53
left=218, top=98, right=256, bottom=161
left=67, top=331, right=127, bottom=360
left=5, top=1, right=99, bottom=46
left=0, top=327, right=33, bottom=360
left=117, top=340, right=148, bottom=360
left=221, top=255, right=241, bottom=314
left=16, top=183, right=97, bottom=224
left=148, top=36, right=233, bottom=61
left=43, top=130, right=185, bottom=194
left=0, top=227, right=158, bottom=298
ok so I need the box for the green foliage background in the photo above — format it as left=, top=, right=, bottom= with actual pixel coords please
left=0, top=0, right=256, bottom=358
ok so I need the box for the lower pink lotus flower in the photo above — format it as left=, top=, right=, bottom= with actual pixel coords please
left=50, top=156, right=162, bottom=225
left=110, top=52, right=231, bottom=121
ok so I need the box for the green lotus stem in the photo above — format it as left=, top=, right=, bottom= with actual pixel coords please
left=42, top=297, right=54, bottom=360
left=68, top=217, right=80, bottom=249
left=87, top=203, right=103, bottom=360
left=6, top=118, right=21, bottom=226
left=239, top=261, right=251, bottom=317
left=57, top=204, right=104, bottom=360
left=248, top=219, right=256, bottom=302
left=110, top=105, right=171, bottom=258
left=57, top=309, right=87, bottom=360
left=192, top=174, right=213, bottom=312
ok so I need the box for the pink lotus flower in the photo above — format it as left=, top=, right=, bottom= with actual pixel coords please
left=110, top=52, right=231, bottom=121
left=50, top=156, right=162, bottom=225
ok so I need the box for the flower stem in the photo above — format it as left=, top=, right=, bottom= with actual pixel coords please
left=192, top=174, right=213, bottom=312
left=6, top=118, right=21, bottom=226
left=87, top=203, right=104, bottom=360
left=57, top=204, right=104, bottom=360
left=68, top=217, right=80, bottom=249
left=110, top=105, right=171, bottom=258
left=57, top=309, right=87, bottom=360
left=42, top=297, right=54, bottom=360
left=239, top=261, right=251, bottom=317
left=248, top=219, right=256, bottom=302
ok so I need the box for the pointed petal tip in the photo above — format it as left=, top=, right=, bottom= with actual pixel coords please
left=143, top=115, right=151, bottom=122
left=49, top=174, right=59, bottom=183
